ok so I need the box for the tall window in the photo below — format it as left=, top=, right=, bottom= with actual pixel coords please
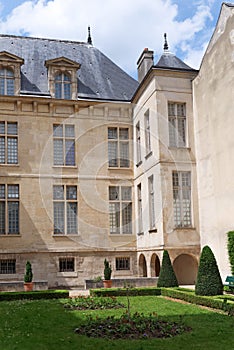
left=148, top=176, right=156, bottom=229
left=55, top=72, right=71, bottom=99
left=0, top=259, right=16, bottom=274
left=137, top=184, right=143, bottom=233
left=0, top=122, right=18, bottom=164
left=0, top=184, right=19, bottom=234
left=53, top=185, right=78, bottom=234
left=53, top=124, right=75, bottom=166
left=109, top=186, right=132, bottom=234
left=0, top=68, right=14, bottom=95
left=144, top=110, right=151, bottom=155
left=168, top=102, right=186, bottom=147
left=136, top=122, right=141, bottom=164
left=108, top=127, right=129, bottom=168
left=172, top=171, right=191, bottom=228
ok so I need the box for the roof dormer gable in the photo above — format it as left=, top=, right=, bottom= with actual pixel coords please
left=45, top=56, right=80, bottom=69
left=0, top=51, right=24, bottom=65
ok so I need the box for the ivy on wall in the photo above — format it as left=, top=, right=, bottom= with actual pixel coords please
left=227, top=231, right=234, bottom=275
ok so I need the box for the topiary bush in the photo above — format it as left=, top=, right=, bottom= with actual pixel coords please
left=227, top=231, right=234, bottom=275
left=195, top=245, right=223, bottom=296
left=157, top=250, right=178, bottom=288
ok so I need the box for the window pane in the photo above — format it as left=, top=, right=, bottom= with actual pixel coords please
left=108, top=141, right=118, bottom=167
left=0, top=78, right=4, bottom=95
left=108, top=127, right=117, bottom=139
left=7, top=123, right=17, bottom=135
left=55, top=74, right=62, bottom=81
left=0, top=185, right=5, bottom=199
left=109, top=187, right=119, bottom=200
left=67, top=202, right=77, bottom=234
left=122, top=202, right=132, bottom=234
left=65, top=125, right=75, bottom=138
left=0, top=122, right=5, bottom=134
left=59, top=258, right=74, bottom=272
left=119, top=128, right=129, bottom=140
left=8, top=202, right=19, bottom=234
left=0, top=137, right=5, bottom=163
left=0, top=259, right=16, bottom=274
left=7, top=138, right=18, bottom=164
left=121, top=187, right=131, bottom=201
left=109, top=203, right=120, bottom=234
left=64, top=74, right=71, bottom=82
left=0, top=202, right=5, bottom=234
left=53, top=139, right=63, bottom=165
left=53, top=125, right=63, bottom=137
left=66, top=186, right=77, bottom=200
left=120, top=142, right=129, bottom=167
left=169, top=118, right=176, bottom=147
left=116, top=257, right=130, bottom=270
left=8, top=185, right=19, bottom=199
left=55, top=82, right=62, bottom=99
left=54, top=202, right=64, bottom=234
left=65, top=140, right=75, bottom=165
left=53, top=186, right=64, bottom=200
left=168, top=103, right=175, bottom=116
left=64, top=83, right=71, bottom=99
left=7, top=79, right=14, bottom=95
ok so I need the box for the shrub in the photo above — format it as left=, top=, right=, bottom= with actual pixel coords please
left=104, top=259, right=112, bottom=280
left=24, top=261, right=33, bottom=283
left=0, top=290, right=69, bottom=302
left=195, top=245, right=223, bottom=296
left=227, top=231, right=234, bottom=275
left=90, top=287, right=161, bottom=297
left=157, top=250, right=178, bottom=288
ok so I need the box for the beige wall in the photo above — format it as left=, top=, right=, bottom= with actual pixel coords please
left=193, top=4, right=234, bottom=279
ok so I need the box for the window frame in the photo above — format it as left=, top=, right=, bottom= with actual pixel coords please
left=144, top=109, right=151, bottom=155
left=168, top=102, right=187, bottom=148
left=59, top=257, right=75, bottom=272
left=137, top=183, right=143, bottom=234
left=172, top=171, right=192, bottom=228
left=108, top=127, right=130, bottom=168
left=116, top=257, right=130, bottom=271
left=0, top=121, right=18, bottom=165
left=109, top=186, right=132, bottom=234
left=0, top=184, right=20, bottom=235
left=148, top=175, right=156, bottom=230
left=54, top=72, right=72, bottom=99
left=53, top=185, right=78, bottom=235
left=136, top=122, right=141, bottom=165
left=53, top=124, right=76, bottom=166
left=0, top=259, right=16, bottom=274
left=0, top=67, right=15, bottom=96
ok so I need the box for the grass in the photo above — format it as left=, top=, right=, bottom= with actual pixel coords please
left=0, top=296, right=233, bottom=349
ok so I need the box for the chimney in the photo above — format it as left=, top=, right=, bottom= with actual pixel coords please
left=137, top=48, right=154, bottom=83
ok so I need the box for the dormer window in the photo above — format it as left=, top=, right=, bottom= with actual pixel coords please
left=55, top=72, right=71, bottom=99
left=45, top=57, right=80, bottom=100
left=0, top=51, right=24, bottom=96
left=0, top=68, right=14, bottom=95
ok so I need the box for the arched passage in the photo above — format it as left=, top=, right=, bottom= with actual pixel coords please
left=173, top=254, right=198, bottom=285
left=139, top=254, right=147, bottom=277
left=150, top=253, right=160, bottom=277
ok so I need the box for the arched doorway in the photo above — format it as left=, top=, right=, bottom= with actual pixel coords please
left=173, top=254, right=198, bottom=285
left=150, top=254, right=160, bottom=277
left=139, top=254, right=147, bottom=277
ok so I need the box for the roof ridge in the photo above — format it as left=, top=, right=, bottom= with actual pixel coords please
left=0, top=33, right=89, bottom=46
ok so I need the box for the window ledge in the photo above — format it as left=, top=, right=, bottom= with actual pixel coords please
left=174, top=227, right=196, bottom=231
left=148, top=228, right=157, bottom=233
left=145, top=151, right=153, bottom=160
left=136, top=160, right=142, bottom=167
left=53, top=165, right=77, bottom=169
left=168, top=147, right=191, bottom=151
left=108, top=167, right=131, bottom=170
left=53, top=234, right=78, bottom=237
left=109, top=233, right=133, bottom=236
left=57, top=272, right=77, bottom=277
left=0, top=164, right=19, bottom=167
left=0, top=234, right=21, bottom=237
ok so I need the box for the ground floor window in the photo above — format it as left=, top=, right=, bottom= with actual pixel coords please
left=116, top=257, right=130, bottom=270
left=59, top=257, right=75, bottom=272
left=0, top=259, right=16, bottom=274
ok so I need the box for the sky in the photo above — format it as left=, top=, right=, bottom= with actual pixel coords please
left=0, top=0, right=229, bottom=78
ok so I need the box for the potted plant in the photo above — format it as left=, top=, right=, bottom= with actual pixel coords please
left=103, top=259, right=112, bottom=288
left=24, top=261, right=33, bottom=292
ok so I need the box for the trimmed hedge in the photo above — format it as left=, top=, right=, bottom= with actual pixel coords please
left=161, top=288, right=234, bottom=314
left=90, top=287, right=161, bottom=297
left=195, top=246, right=223, bottom=296
left=157, top=250, right=178, bottom=288
left=227, top=231, right=234, bottom=275
left=0, top=290, right=69, bottom=302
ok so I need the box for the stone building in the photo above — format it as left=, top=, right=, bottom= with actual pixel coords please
left=0, top=3, right=233, bottom=289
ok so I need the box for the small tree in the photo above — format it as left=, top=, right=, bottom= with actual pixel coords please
left=157, top=250, right=178, bottom=288
left=24, top=261, right=33, bottom=283
left=195, top=245, right=223, bottom=296
left=227, top=231, right=234, bottom=275
left=103, top=259, right=112, bottom=280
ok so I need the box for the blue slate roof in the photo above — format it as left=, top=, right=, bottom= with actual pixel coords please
left=155, top=52, right=196, bottom=71
left=0, top=34, right=138, bottom=101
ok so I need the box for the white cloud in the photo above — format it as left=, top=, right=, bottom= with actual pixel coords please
left=0, top=0, right=215, bottom=76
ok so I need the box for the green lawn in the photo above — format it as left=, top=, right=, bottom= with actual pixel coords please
left=0, top=296, right=233, bottom=350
